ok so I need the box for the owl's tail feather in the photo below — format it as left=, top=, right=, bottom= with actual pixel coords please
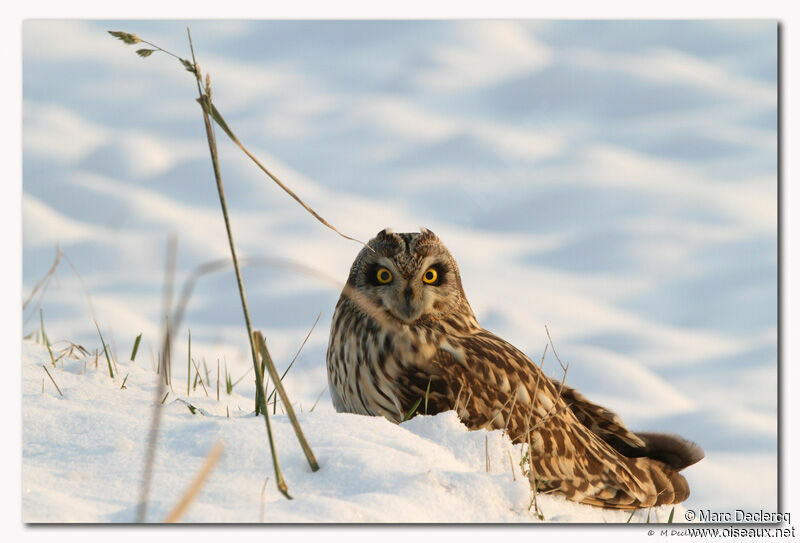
left=558, top=382, right=705, bottom=471
left=626, top=432, right=705, bottom=471
left=552, top=384, right=702, bottom=509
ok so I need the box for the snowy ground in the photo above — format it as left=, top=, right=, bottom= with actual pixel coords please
left=23, top=340, right=685, bottom=523
left=21, top=20, right=776, bottom=521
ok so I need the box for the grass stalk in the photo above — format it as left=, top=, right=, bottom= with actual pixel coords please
left=186, top=27, right=290, bottom=498
left=42, top=365, right=63, bottom=397
left=190, top=357, right=209, bottom=397
left=94, top=319, right=114, bottom=379
left=266, top=312, right=320, bottom=404
left=136, top=235, right=178, bottom=522
left=40, top=310, right=57, bottom=367
left=24, top=248, right=62, bottom=313
left=254, top=331, right=319, bottom=472
left=309, top=388, right=326, bottom=412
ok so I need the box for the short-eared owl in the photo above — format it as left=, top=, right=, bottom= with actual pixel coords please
left=326, top=228, right=703, bottom=509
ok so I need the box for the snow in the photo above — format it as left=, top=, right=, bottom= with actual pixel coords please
left=22, top=341, right=682, bottom=523
left=21, top=20, right=776, bottom=521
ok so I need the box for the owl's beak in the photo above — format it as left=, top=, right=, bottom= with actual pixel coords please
left=396, top=286, right=420, bottom=322
left=400, top=302, right=416, bottom=320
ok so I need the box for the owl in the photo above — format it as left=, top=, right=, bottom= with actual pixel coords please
left=326, top=228, right=704, bottom=510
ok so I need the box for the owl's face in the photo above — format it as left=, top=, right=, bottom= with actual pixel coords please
left=346, top=228, right=466, bottom=324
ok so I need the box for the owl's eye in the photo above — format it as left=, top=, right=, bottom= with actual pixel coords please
left=376, top=267, right=393, bottom=284
left=422, top=267, right=439, bottom=284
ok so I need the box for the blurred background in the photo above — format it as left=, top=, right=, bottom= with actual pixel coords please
left=22, top=20, right=777, bottom=513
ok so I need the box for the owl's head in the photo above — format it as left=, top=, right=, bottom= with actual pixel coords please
left=345, top=228, right=467, bottom=324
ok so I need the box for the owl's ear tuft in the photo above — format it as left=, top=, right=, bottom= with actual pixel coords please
left=415, top=227, right=442, bottom=256
left=371, top=228, right=402, bottom=256
left=417, top=227, right=439, bottom=244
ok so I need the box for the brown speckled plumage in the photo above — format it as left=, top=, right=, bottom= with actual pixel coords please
left=326, top=228, right=703, bottom=509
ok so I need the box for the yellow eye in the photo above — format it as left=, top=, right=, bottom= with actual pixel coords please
left=376, top=267, right=393, bottom=284
left=422, top=267, right=438, bottom=284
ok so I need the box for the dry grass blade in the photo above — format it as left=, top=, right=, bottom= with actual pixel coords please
left=136, top=234, right=178, bottom=523
left=254, top=331, right=319, bottom=472
left=40, top=310, right=57, bottom=367
left=452, top=382, right=464, bottom=412
left=309, top=388, right=326, bottom=412
left=60, top=250, right=98, bottom=324
left=23, top=248, right=61, bottom=312
left=190, top=358, right=209, bottom=397
left=163, top=442, right=224, bottom=523
left=42, top=365, right=63, bottom=397
left=267, top=312, right=321, bottom=403
left=485, top=434, right=490, bottom=472
left=108, top=27, right=365, bottom=248
left=94, top=319, right=115, bottom=379
left=202, top=99, right=369, bottom=250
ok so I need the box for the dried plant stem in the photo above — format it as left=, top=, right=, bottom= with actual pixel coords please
left=109, top=29, right=366, bottom=251
left=204, top=102, right=368, bottom=249
left=136, top=235, right=178, bottom=523
left=186, top=27, right=290, bottom=499
left=309, top=388, right=326, bottom=412
left=42, top=365, right=63, bottom=397
left=508, top=450, right=516, bottom=481
left=163, top=442, right=224, bottom=523
left=94, top=319, right=114, bottom=379
left=254, top=331, right=319, bottom=472
left=266, top=312, right=321, bottom=404
left=23, top=248, right=61, bottom=312
left=190, top=357, right=209, bottom=397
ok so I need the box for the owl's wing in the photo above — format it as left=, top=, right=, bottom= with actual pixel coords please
left=557, top=382, right=704, bottom=470
left=556, top=382, right=646, bottom=448
left=417, top=329, right=692, bottom=509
